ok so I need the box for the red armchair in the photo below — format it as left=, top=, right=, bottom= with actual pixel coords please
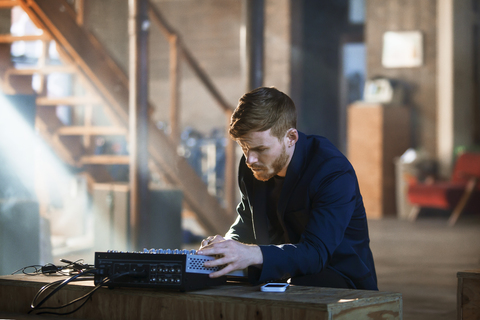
left=407, top=152, right=480, bottom=226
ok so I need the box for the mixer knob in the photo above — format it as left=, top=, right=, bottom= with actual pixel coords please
left=165, top=249, right=172, bottom=254
left=189, top=249, right=197, bottom=255
left=173, top=249, right=180, bottom=254
left=181, top=249, right=188, bottom=255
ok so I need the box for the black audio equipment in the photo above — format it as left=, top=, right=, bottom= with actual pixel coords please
left=94, top=249, right=239, bottom=291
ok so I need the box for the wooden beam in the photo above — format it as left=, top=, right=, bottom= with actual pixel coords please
left=5, top=65, right=76, bottom=75
left=75, top=0, right=84, bottom=26
left=56, top=126, right=127, bottom=136
left=448, top=177, right=478, bottom=226
left=80, top=155, right=130, bottom=165
left=0, top=0, right=19, bottom=8
left=169, top=35, right=180, bottom=145
left=129, top=0, right=150, bottom=250
left=36, top=96, right=102, bottom=106
left=0, top=34, right=51, bottom=42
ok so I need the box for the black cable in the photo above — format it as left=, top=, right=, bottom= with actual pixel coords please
left=29, top=269, right=97, bottom=313
left=12, top=259, right=94, bottom=277
left=32, top=277, right=111, bottom=316
left=29, top=271, right=134, bottom=316
left=11, top=265, right=43, bottom=276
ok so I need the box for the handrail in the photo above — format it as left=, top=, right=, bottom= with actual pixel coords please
left=147, top=2, right=235, bottom=114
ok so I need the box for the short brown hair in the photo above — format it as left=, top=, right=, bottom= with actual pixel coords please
left=229, top=87, right=297, bottom=140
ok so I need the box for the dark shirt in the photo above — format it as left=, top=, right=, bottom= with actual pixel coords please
left=266, top=176, right=285, bottom=245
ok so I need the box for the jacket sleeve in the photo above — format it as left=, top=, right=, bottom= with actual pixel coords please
left=224, top=159, right=256, bottom=244
left=224, top=191, right=256, bottom=244
left=252, top=159, right=357, bottom=284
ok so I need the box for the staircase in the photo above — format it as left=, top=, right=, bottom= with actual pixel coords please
left=0, top=0, right=237, bottom=236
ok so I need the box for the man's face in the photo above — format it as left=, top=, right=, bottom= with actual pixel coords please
left=236, top=129, right=291, bottom=181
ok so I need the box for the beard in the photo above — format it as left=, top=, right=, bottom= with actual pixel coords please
left=248, top=143, right=289, bottom=181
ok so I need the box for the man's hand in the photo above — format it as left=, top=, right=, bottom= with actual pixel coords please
left=197, top=237, right=263, bottom=278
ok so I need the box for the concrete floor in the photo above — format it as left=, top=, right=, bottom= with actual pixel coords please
left=368, top=215, right=480, bottom=320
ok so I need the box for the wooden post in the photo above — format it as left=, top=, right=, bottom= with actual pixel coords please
left=224, top=110, right=237, bottom=217
left=129, top=0, right=150, bottom=250
left=75, top=0, right=84, bottom=26
left=169, top=34, right=180, bottom=145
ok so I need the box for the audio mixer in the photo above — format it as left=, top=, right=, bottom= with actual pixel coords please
left=94, top=249, right=246, bottom=291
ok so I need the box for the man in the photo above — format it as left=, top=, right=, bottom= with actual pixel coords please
left=198, top=87, right=377, bottom=290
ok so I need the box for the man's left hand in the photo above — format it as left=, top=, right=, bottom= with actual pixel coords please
left=197, top=239, right=263, bottom=278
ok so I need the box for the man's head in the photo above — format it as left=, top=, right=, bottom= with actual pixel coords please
left=229, top=87, right=299, bottom=181
left=229, top=87, right=297, bottom=140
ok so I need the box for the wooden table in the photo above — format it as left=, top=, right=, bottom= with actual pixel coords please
left=0, top=274, right=402, bottom=320
left=458, top=269, right=480, bottom=319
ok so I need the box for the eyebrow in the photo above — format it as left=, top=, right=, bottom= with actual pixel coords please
left=237, top=141, right=267, bottom=151
left=250, top=145, right=267, bottom=150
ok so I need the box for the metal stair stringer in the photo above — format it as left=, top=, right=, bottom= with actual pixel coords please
left=18, top=0, right=234, bottom=235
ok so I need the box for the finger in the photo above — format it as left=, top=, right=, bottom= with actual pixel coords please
left=200, top=239, right=209, bottom=249
left=211, top=235, right=225, bottom=243
left=200, top=236, right=216, bottom=249
left=208, top=264, right=235, bottom=278
left=204, top=256, right=231, bottom=268
left=197, top=245, right=222, bottom=256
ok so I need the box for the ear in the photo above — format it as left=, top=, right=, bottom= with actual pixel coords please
left=285, top=129, right=299, bottom=147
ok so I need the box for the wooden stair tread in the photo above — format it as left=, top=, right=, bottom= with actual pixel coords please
left=56, top=126, right=127, bottom=136
left=80, top=155, right=130, bottom=165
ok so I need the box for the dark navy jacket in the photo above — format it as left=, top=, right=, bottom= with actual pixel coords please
left=225, top=132, right=378, bottom=290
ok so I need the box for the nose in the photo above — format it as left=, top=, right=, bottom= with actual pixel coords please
left=245, top=151, right=258, bottom=166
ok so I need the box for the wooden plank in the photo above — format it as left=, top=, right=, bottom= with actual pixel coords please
left=75, top=0, right=84, bottom=26
left=36, top=96, right=102, bottom=106
left=0, top=274, right=402, bottom=320
left=169, top=35, right=180, bottom=145
left=56, top=126, right=126, bottom=136
left=6, top=65, right=76, bottom=75
left=80, top=155, right=130, bottom=165
left=0, top=0, right=18, bottom=8
left=458, top=269, right=480, bottom=320
left=0, top=34, right=50, bottom=42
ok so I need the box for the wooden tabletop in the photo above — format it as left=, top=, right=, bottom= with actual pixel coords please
left=0, top=274, right=403, bottom=320
left=457, top=269, right=480, bottom=279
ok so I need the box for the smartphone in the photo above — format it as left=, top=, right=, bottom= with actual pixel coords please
left=260, top=283, right=289, bottom=292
